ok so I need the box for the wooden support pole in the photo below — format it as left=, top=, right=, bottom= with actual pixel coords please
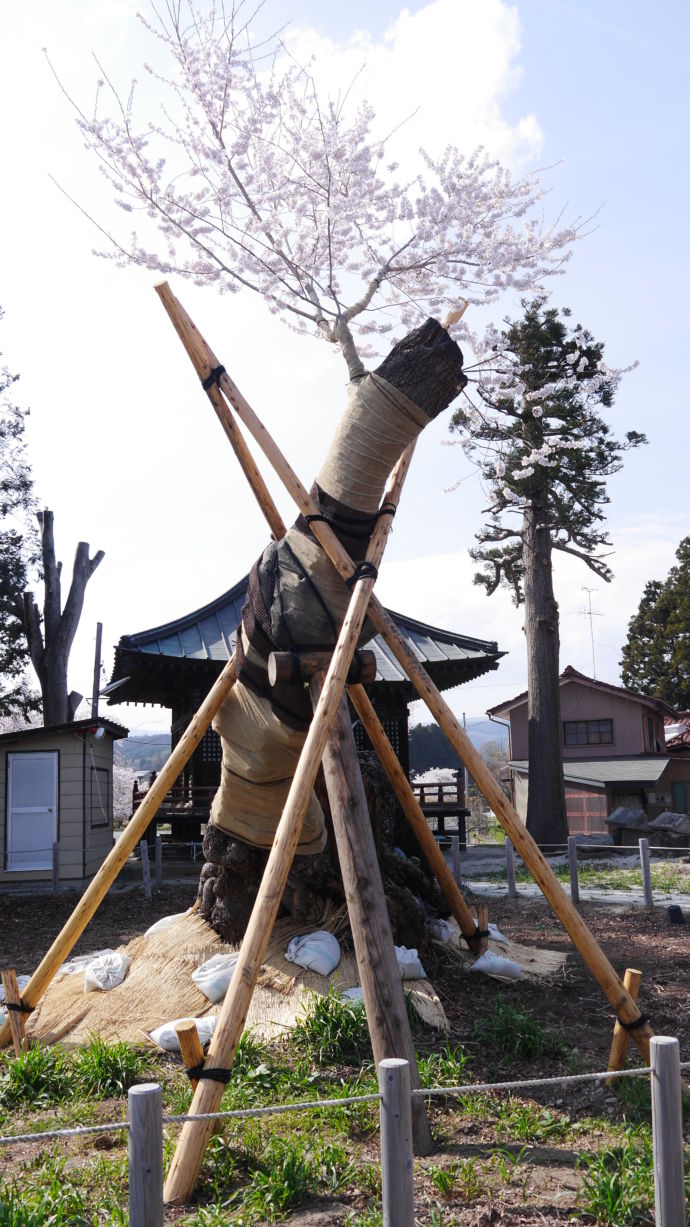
left=607, top=968, right=642, bottom=1081
left=313, top=676, right=432, bottom=1155
left=155, top=283, right=654, bottom=1061
left=128, top=1083, right=164, bottom=1227
left=348, top=682, right=480, bottom=952
left=155, top=835, right=163, bottom=888
left=640, top=837, right=654, bottom=908
left=163, top=450, right=411, bottom=1204
left=52, top=841, right=60, bottom=897
left=176, top=1022, right=205, bottom=1092
left=0, top=656, right=238, bottom=1050
left=650, top=1037, right=687, bottom=1227
left=568, top=835, right=580, bottom=906
left=506, top=838, right=517, bottom=898
left=140, top=841, right=152, bottom=901
left=476, top=904, right=489, bottom=955
left=269, top=649, right=376, bottom=687
left=379, top=1059, right=415, bottom=1227
left=1, top=970, right=29, bottom=1056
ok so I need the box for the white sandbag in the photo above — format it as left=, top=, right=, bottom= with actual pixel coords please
left=339, top=986, right=364, bottom=1005
left=394, top=945, right=426, bottom=980
left=84, top=952, right=131, bottom=993
left=60, top=951, right=115, bottom=977
left=0, top=974, right=30, bottom=1002
left=145, top=912, right=188, bottom=938
left=469, top=950, right=522, bottom=980
left=285, top=931, right=341, bottom=977
left=149, top=1014, right=217, bottom=1053
left=192, top=953, right=240, bottom=1004
left=432, top=919, right=454, bottom=943
left=488, top=922, right=508, bottom=945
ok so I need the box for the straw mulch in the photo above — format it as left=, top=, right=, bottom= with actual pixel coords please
left=26, top=905, right=451, bottom=1048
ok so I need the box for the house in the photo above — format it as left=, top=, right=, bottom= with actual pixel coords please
left=0, top=717, right=127, bottom=885
left=487, top=667, right=690, bottom=835
left=104, top=575, right=504, bottom=835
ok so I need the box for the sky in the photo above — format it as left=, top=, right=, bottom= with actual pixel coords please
left=1, top=0, right=688, bottom=739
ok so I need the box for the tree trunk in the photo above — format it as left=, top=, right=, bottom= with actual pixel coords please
left=20, top=510, right=104, bottom=726
left=523, top=504, right=568, bottom=848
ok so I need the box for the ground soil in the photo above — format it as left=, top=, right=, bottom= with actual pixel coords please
left=1, top=879, right=688, bottom=1224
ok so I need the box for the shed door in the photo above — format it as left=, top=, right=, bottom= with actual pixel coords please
left=7, top=752, right=58, bottom=870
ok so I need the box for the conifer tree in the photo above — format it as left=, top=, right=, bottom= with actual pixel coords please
left=451, top=299, right=644, bottom=845
left=621, top=538, right=690, bottom=709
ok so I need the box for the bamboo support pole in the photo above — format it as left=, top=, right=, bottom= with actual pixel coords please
left=155, top=283, right=653, bottom=1060
left=163, top=451, right=412, bottom=1203
left=348, top=683, right=481, bottom=951
left=0, top=656, right=238, bottom=1051
left=476, top=904, right=490, bottom=955
left=313, top=676, right=432, bottom=1154
left=607, top=968, right=642, bottom=1082
left=1, top=970, right=29, bottom=1055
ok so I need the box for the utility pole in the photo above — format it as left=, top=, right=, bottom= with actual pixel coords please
left=91, top=622, right=103, bottom=718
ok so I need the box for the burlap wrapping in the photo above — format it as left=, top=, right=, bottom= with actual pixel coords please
left=210, top=373, right=432, bottom=853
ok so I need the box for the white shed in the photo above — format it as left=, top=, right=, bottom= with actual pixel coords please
left=0, top=717, right=127, bottom=886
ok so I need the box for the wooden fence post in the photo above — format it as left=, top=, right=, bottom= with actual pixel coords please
left=639, top=838, right=653, bottom=908
left=650, top=1037, right=686, bottom=1227
left=506, top=839, right=516, bottom=898
left=52, top=842, right=60, bottom=896
left=567, top=836, right=580, bottom=906
left=607, top=968, right=642, bottom=1081
left=140, top=841, right=152, bottom=901
left=154, top=836, right=163, bottom=889
left=476, top=904, right=489, bottom=954
left=128, top=1082, right=163, bottom=1227
left=451, top=835, right=461, bottom=887
left=379, top=1059, right=414, bottom=1227
left=1, top=970, right=29, bottom=1056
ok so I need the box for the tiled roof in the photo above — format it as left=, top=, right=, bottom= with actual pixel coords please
left=106, top=576, right=504, bottom=704
left=509, top=757, right=670, bottom=789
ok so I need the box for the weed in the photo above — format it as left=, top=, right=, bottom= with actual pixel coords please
left=0, top=1043, right=71, bottom=1109
left=577, top=1127, right=654, bottom=1225
left=618, top=1075, right=652, bottom=1123
left=290, top=987, right=371, bottom=1066
left=417, top=1044, right=469, bottom=1089
left=429, top=1158, right=483, bottom=1200
left=496, top=1098, right=569, bottom=1143
left=74, top=1033, right=149, bottom=1096
left=490, top=1144, right=529, bottom=1183
left=232, top=1135, right=314, bottom=1219
left=347, top=1205, right=383, bottom=1226
left=474, top=995, right=565, bottom=1062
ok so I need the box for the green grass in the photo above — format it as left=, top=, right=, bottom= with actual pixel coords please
left=473, top=995, right=566, bottom=1063
left=290, top=987, right=372, bottom=1066
left=480, top=860, right=690, bottom=894
left=577, top=1127, right=655, bottom=1225
left=0, top=1035, right=150, bottom=1114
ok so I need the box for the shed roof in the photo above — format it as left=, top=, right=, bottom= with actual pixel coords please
left=509, top=756, right=670, bottom=789
left=0, top=717, right=128, bottom=746
left=105, top=576, right=504, bottom=707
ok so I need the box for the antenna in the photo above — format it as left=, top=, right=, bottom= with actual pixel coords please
left=580, top=588, right=602, bottom=678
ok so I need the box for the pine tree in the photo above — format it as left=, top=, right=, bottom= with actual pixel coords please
left=620, top=538, right=690, bottom=709
left=0, top=311, right=40, bottom=719
left=451, top=299, right=644, bottom=845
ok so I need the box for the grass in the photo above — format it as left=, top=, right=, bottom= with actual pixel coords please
left=473, top=994, right=566, bottom=1063
left=289, top=986, right=372, bottom=1066
left=0, top=1034, right=150, bottom=1114
left=479, top=859, right=690, bottom=894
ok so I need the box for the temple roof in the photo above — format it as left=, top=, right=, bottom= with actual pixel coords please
left=105, top=576, right=504, bottom=709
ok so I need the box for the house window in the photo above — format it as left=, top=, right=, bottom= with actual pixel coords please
left=563, top=719, right=613, bottom=746
left=90, top=767, right=110, bottom=828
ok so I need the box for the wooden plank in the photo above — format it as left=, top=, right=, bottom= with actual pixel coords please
left=314, top=679, right=431, bottom=1155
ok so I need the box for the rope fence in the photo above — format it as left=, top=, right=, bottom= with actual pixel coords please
left=1, top=1047, right=687, bottom=1227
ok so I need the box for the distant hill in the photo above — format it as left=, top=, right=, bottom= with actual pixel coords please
left=114, top=733, right=172, bottom=773
left=409, top=719, right=508, bottom=775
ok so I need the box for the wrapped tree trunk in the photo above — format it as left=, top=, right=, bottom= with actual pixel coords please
left=198, top=321, right=465, bottom=942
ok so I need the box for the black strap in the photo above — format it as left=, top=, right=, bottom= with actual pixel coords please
left=202, top=365, right=226, bottom=391
left=619, top=1013, right=648, bottom=1032
left=474, top=929, right=490, bottom=940
left=346, top=561, right=379, bottom=589
left=186, top=1063, right=232, bottom=1084
left=6, top=1001, right=33, bottom=1014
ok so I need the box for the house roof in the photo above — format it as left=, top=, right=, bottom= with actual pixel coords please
left=104, top=575, right=505, bottom=708
left=487, top=665, right=678, bottom=721
left=0, top=717, right=128, bottom=746
left=508, top=756, right=670, bottom=789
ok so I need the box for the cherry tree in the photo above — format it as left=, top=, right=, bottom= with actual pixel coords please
left=55, top=1, right=584, bottom=377
left=448, top=299, right=644, bottom=845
